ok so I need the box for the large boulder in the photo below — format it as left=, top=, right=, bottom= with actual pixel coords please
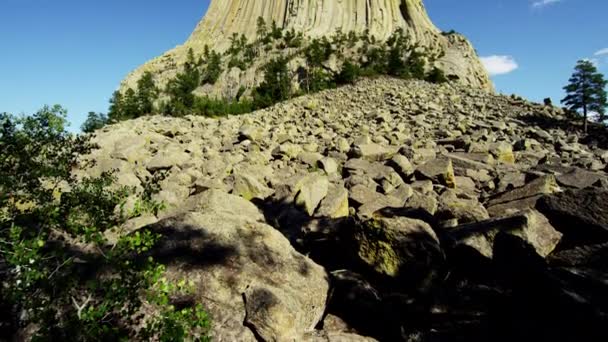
left=537, top=188, right=608, bottom=244
left=487, top=175, right=560, bottom=216
left=449, top=209, right=563, bottom=258
left=141, top=191, right=330, bottom=341
left=352, top=217, right=443, bottom=287
left=415, top=157, right=456, bottom=188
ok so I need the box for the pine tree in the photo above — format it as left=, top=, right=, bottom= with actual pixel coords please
left=108, top=91, right=124, bottom=122
left=562, top=60, right=608, bottom=133
left=253, top=57, right=291, bottom=108
left=136, top=71, right=158, bottom=115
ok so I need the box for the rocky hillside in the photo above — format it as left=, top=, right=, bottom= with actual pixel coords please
left=120, top=0, right=492, bottom=97
left=85, top=77, right=608, bottom=341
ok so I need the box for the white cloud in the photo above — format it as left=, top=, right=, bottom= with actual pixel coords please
left=594, top=48, right=608, bottom=56
left=480, top=55, right=519, bottom=76
left=532, top=0, right=561, bottom=8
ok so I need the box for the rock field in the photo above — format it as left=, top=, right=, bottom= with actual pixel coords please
left=85, top=77, right=608, bottom=341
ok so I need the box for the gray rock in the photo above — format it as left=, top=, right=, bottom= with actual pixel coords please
left=450, top=209, right=562, bottom=258
left=556, top=168, right=604, bottom=189
left=318, top=157, right=339, bottom=175
left=351, top=143, right=398, bottom=162
left=415, top=157, right=456, bottom=188
left=315, top=185, right=350, bottom=218
left=487, top=175, right=560, bottom=216
left=537, top=188, right=608, bottom=242
left=353, top=217, right=442, bottom=282
left=232, top=173, right=275, bottom=200
left=438, top=189, right=489, bottom=224
left=295, top=173, right=330, bottom=216
left=389, top=154, right=414, bottom=176
left=143, top=209, right=328, bottom=341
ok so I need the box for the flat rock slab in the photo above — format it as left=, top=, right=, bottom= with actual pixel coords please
left=537, top=189, right=608, bottom=244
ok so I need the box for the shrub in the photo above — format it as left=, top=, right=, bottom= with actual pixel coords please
left=426, top=67, right=449, bottom=84
left=335, top=59, right=361, bottom=85
left=253, top=57, right=292, bottom=108
left=0, top=106, right=211, bottom=340
left=81, top=111, right=108, bottom=133
left=192, top=96, right=254, bottom=117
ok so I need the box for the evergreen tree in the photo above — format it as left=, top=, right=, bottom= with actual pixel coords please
left=202, top=49, right=223, bottom=85
left=270, top=20, right=283, bottom=40
left=253, top=57, right=291, bottom=108
left=166, top=48, right=202, bottom=115
left=81, top=112, right=108, bottom=133
left=256, top=17, right=269, bottom=43
left=562, top=60, right=608, bottom=132
left=136, top=71, right=158, bottom=115
left=108, top=91, right=124, bottom=122
left=335, top=59, right=361, bottom=85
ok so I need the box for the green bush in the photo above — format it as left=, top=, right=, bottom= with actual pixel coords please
left=0, top=106, right=211, bottom=340
left=81, top=112, right=108, bottom=133
left=335, top=59, right=361, bottom=85
left=192, top=96, right=254, bottom=117
left=253, top=56, right=292, bottom=108
left=426, top=67, right=448, bottom=84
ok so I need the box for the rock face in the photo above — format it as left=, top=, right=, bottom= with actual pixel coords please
left=121, top=0, right=492, bottom=95
left=83, top=77, right=608, bottom=340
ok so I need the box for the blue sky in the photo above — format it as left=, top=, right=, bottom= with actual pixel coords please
left=1, top=0, right=607, bottom=131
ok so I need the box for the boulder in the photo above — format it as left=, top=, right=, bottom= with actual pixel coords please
left=555, top=168, right=604, bottom=190
left=232, top=173, right=275, bottom=201
left=438, top=189, right=490, bottom=224
left=415, top=157, right=456, bottom=188
left=351, top=143, right=397, bottom=161
left=537, top=188, right=608, bottom=244
left=487, top=175, right=560, bottom=216
left=295, top=173, right=330, bottom=216
left=389, top=154, right=414, bottom=177
left=352, top=217, right=443, bottom=284
left=315, top=185, right=350, bottom=219
left=147, top=149, right=190, bottom=171
left=449, top=209, right=562, bottom=258
left=142, top=193, right=329, bottom=341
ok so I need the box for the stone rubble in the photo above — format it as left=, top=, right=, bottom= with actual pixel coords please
left=85, top=77, right=608, bottom=341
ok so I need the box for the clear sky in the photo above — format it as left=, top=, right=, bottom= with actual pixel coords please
left=1, top=0, right=607, bottom=131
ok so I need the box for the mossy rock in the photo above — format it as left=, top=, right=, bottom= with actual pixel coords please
left=353, top=217, right=443, bottom=285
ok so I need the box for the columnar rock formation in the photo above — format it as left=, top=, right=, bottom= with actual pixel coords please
left=188, top=0, right=439, bottom=49
left=121, top=0, right=493, bottom=95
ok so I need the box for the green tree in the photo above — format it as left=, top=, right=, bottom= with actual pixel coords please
left=256, top=17, right=269, bottom=44
left=253, top=57, right=292, bottom=108
left=167, top=49, right=202, bottom=115
left=202, top=49, right=223, bottom=85
left=136, top=71, right=158, bottom=115
left=122, top=88, right=141, bottom=119
left=108, top=91, right=124, bottom=122
left=335, top=59, right=361, bottom=85
left=0, top=106, right=210, bottom=340
left=81, top=112, right=108, bottom=133
left=270, top=20, right=283, bottom=40
left=562, top=60, right=608, bottom=132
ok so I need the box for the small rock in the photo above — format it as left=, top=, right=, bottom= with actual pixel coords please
left=295, top=174, right=330, bottom=216
left=415, top=157, right=456, bottom=188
